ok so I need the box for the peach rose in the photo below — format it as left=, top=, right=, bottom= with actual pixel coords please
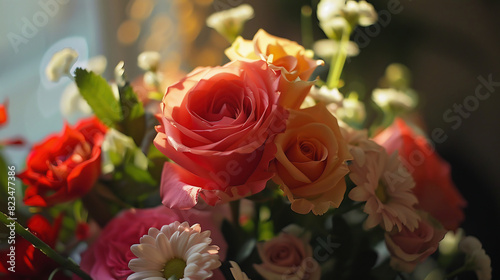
left=154, top=60, right=287, bottom=208
left=226, top=29, right=323, bottom=109
left=271, top=103, right=352, bottom=215
left=254, top=225, right=321, bottom=280
left=385, top=211, right=446, bottom=273
left=374, top=118, right=466, bottom=230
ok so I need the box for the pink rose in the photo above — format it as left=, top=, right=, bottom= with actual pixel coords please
left=385, top=211, right=446, bottom=273
left=254, top=226, right=321, bottom=280
left=154, top=60, right=287, bottom=208
left=77, top=205, right=227, bottom=280
left=374, top=118, right=466, bottom=231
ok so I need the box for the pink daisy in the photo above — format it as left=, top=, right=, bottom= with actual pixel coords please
left=348, top=144, right=420, bottom=232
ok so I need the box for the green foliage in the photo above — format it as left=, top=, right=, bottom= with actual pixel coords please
left=74, top=68, right=122, bottom=127
left=74, top=68, right=147, bottom=146
left=117, top=84, right=146, bottom=146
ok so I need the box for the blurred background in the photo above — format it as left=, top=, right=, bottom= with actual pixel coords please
left=0, top=0, right=499, bottom=277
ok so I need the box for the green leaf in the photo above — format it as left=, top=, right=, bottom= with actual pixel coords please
left=124, top=164, right=156, bottom=186
left=74, top=68, right=122, bottom=127
left=119, top=85, right=144, bottom=120
left=118, top=84, right=146, bottom=146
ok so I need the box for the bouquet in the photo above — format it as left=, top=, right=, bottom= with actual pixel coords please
left=0, top=1, right=493, bottom=280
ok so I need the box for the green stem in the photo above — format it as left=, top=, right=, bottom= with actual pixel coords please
left=0, top=211, right=92, bottom=280
left=445, top=265, right=469, bottom=279
left=326, top=27, right=352, bottom=89
left=301, top=6, right=314, bottom=49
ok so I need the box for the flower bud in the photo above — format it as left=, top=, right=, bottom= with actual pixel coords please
left=206, top=4, right=254, bottom=43
left=313, top=39, right=359, bottom=60
left=358, top=1, right=378, bottom=26
left=138, top=51, right=161, bottom=71
left=45, top=48, right=78, bottom=82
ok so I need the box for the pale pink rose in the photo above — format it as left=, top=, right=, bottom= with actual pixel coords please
left=254, top=226, right=321, bottom=280
left=384, top=211, right=446, bottom=273
left=76, top=205, right=227, bottom=280
left=154, top=60, right=287, bottom=208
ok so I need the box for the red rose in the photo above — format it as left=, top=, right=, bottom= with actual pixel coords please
left=0, top=215, right=67, bottom=279
left=374, top=118, right=466, bottom=230
left=154, top=60, right=287, bottom=208
left=0, top=100, right=7, bottom=127
left=19, top=117, right=107, bottom=207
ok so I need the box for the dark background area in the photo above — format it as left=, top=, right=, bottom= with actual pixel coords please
left=236, top=0, right=500, bottom=277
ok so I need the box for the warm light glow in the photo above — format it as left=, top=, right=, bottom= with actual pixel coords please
left=117, top=20, right=141, bottom=45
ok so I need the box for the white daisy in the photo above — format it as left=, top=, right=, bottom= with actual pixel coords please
left=127, top=221, right=221, bottom=280
left=459, top=236, right=492, bottom=280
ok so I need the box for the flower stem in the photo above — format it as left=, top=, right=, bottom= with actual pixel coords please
left=301, top=6, right=314, bottom=49
left=326, top=27, right=352, bottom=89
left=445, top=265, right=469, bottom=279
left=0, top=211, right=92, bottom=280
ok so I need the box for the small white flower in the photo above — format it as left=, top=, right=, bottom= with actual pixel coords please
left=357, top=1, right=378, bottom=26
left=317, top=0, right=377, bottom=38
left=45, top=48, right=78, bottom=82
left=206, top=4, right=254, bottom=42
left=459, top=236, right=483, bottom=254
left=308, top=86, right=344, bottom=104
left=372, top=88, right=417, bottom=111
left=128, top=221, right=221, bottom=280
left=319, top=17, right=350, bottom=40
left=457, top=236, right=492, bottom=280
left=439, top=228, right=464, bottom=255
left=60, top=83, right=92, bottom=117
left=313, top=39, right=360, bottom=60
left=229, top=261, right=250, bottom=280
left=334, top=93, right=366, bottom=126
left=138, top=51, right=161, bottom=71
left=342, top=1, right=360, bottom=18
left=115, top=61, right=126, bottom=87
left=86, top=55, right=108, bottom=75
left=317, top=0, right=345, bottom=23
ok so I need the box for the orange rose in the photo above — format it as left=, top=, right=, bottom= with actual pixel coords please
left=271, top=103, right=352, bottom=215
left=225, top=29, right=323, bottom=109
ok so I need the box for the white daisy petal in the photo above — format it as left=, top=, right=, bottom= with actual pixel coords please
left=129, top=222, right=221, bottom=280
left=129, top=258, right=163, bottom=272
left=131, top=244, right=166, bottom=265
left=156, top=232, right=174, bottom=259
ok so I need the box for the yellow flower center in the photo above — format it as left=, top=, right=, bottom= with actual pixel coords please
left=375, top=182, right=389, bottom=204
left=163, top=258, right=186, bottom=279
